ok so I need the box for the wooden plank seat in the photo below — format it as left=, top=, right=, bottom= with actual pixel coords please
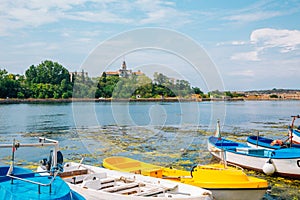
left=114, top=187, right=140, bottom=195
left=101, top=182, right=140, bottom=193
left=60, top=169, right=88, bottom=178
left=135, top=184, right=177, bottom=197
left=135, top=187, right=167, bottom=197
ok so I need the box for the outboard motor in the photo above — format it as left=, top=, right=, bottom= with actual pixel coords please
left=40, top=150, right=64, bottom=172
left=56, top=151, right=64, bottom=172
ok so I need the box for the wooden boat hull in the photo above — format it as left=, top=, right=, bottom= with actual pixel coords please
left=103, top=156, right=269, bottom=200
left=208, top=136, right=300, bottom=179
left=60, top=162, right=213, bottom=200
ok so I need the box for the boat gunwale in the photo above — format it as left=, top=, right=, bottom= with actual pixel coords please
left=209, top=136, right=300, bottom=159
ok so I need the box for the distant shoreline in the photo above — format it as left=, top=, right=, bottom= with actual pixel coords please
left=0, top=98, right=202, bottom=104
left=1, top=97, right=299, bottom=104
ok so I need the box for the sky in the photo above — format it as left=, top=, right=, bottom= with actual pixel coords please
left=1, top=0, right=300, bottom=91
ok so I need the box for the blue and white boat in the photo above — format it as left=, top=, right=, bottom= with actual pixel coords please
left=0, top=138, right=85, bottom=200
left=247, top=115, right=300, bottom=149
left=247, top=135, right=300, bottom=150
left=208, top=121, right=300, bottom=179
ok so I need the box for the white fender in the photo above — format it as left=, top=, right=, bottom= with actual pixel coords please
left=262, top=159, right=275, bottom=175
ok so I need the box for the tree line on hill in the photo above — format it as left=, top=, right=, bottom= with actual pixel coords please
left=0, top=60, right=207, bottom=99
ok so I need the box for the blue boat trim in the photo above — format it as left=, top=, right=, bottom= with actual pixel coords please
left=247, top=135, right=300, bottom=150
left=209, top=136, right=300, bottom=159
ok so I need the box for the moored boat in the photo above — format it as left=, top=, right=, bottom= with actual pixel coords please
left=0, top=138, right=85, bottom=200
left=247, top=115, right=300, bottom=149
left=30, top=137, right=212, bottom=200
left=103, top=156, right=269, bottom=200
left=55, top=161, right=214, bottom=200
left=208, top=121, right=300, bottom=179
left=247, top=135, right=300, bottom=150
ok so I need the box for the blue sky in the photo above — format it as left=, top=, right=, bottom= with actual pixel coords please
left=1, top=0, right=300, bottom=91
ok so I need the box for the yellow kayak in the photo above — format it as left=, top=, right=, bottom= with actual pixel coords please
left=103, top=156, right=269, bottom=200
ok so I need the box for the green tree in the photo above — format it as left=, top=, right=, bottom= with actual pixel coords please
left=193, top=87, right=203, bottom=95
left=96, top=74, right=120, bottom=98
left=72, top=72, right=97, bottom=98
left=224, top=91, right=233, bottom=98
left=153, top=72, right=169, bottom=85
left=270, top=94, right=278, bottom=98
left=0, top=69, right=21, bottom=98
left=24, top=60, right=72, bottom=98
left=25, top=60, right=70, bottom=85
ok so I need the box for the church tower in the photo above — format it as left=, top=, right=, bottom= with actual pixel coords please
left=122, top=61, right=127, bottom=70
left=119, top=60, right=130, bottom=77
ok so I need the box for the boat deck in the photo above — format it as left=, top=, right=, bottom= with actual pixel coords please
left=0, top=167, right=74, bottom=200
left=61, top=167, right=176, bottom=197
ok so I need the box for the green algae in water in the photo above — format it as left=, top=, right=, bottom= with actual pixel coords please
left=1, top=124, right=299, bottom=199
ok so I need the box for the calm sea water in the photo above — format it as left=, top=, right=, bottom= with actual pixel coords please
left=1, top=101, right=298, bottom=134
left=0, top=100, right=300, bottom=199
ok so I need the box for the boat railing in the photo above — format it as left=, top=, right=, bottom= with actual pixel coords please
left=1, top=137, right=61, bottom=194
left=6, top=166, right=60, bottom=194
left=0, top=137, right=59, bottom=168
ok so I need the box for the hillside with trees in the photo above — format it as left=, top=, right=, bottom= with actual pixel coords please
left=94, top=72, right=201, bottom=99
left=0, top=60, right=203, bottom=100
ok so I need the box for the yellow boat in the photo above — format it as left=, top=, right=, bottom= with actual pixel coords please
left=103, top=156, right=269, bottom=200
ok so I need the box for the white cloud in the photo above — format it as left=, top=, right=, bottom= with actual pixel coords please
left=231, top=51, right=260, bottom=61
left=140, top=9, right=168, bottom=24
left=228, top=70, right=255, bottom=77
left=217, top=40, right=247, bottom=46
left=229, top=28, right=300, bottom=61
left=7, top=7, right=60, bottom=26
left=221, top=0, right=300, bottom=25
left=224, top=11, right=282, bottom=24
left=15, top=42, right=46, bottom=48
left=0, top=0, right=190, bottom=36
left=67, top=11, right=132, bottom=23
left=250, top=28, right=300, bottom=53
left=135, top=0, right=190, bottom=26
left=231, top=41, right=247, bottom=45
left=76, top=38, right=92, bottom=43
left=0, top=0, right=66, bottom=36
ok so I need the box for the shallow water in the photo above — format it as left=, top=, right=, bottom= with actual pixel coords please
left=0, top=101, right=300, bottom=199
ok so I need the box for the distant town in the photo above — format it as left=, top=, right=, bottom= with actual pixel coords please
left=206, top=89, right=300, bottom=101
left=236, top=89, right=300, bottom=100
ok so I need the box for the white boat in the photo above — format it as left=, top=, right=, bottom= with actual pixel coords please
left=34, top=139, right=213, bottom=200
left=50, top=161, right=214, bottom=200
left=208, top=121, right=300, bottom=179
